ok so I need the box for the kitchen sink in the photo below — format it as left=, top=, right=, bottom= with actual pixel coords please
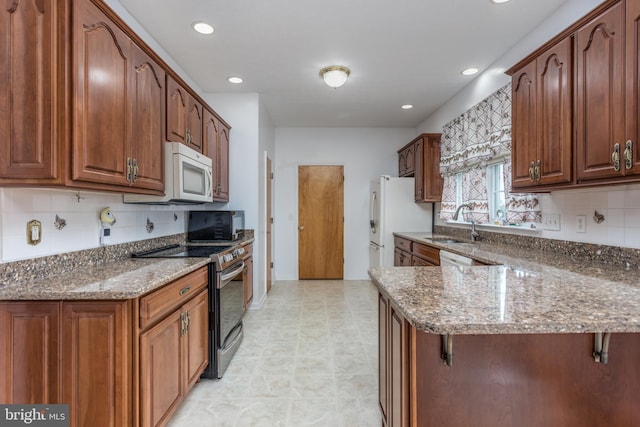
left=426, top=237, right=466, bottom=244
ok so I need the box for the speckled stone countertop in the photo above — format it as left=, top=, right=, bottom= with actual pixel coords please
left=368, top=232, right=640, bottom=335
left=0, top=258, right=210, bottom=300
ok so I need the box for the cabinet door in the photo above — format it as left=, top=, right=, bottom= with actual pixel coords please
left=378, top=293, right=389, bottom=427
left=626, top=0, right=640, bottom=176
left=140, top=309, right=183, bottom=427
left=243, top=256, right=254, bottom=309
left=418, top=135, right=443, bottom=202
left=405, top=144, right=415, bottom=176
left=0, top=0, right=60, bottom=181
left=394, top=248, right=411, bottom=266
left=390, top=307, right=409, bottom=427
left=215, top=122, right=230, bottom=201
left=166, top=76, right=188, bottom=144
left=186, top=96, right=203, bottom=152
left=576, top=2, right=625, bottom=182
left=536, top=37, right=573, bottom=186
left=130, top=44, right=165, bottom=192
left=414, top=138, right=424, bottom=201
left=0, top=302, right=61, bottom=404
left=511, top=60, right=538, bottom=189
left=72, top=0, right=131, bottom=186
left=203, top=108, right=219, bottom=165
left=183, top=290, right=208, bottom=392
left=63, top=301, right=131, bottom=427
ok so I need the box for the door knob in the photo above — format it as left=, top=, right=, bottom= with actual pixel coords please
left=298, top=226, right=305, bottom=231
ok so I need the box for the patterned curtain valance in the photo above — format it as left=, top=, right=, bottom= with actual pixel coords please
left=440, top=83, right=512, bottom=176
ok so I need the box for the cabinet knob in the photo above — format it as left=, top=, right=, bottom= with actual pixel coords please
left=132, top=158, right=138, bottom=182
left=528, top=161, right=535, bottom=181
left=126, top=157, right=132, bottom=182
left=612, top=143, right=621, bottom=172
left=535, top=159, right=541, bottom=182
left=298, top=226, right=305, bottom=231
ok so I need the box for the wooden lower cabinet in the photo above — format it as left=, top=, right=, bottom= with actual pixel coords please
left=394, top=248, right=411, bottom=266
left=63, top=301, right=132, bottom=427
left=0, top=267, right=209, bottom=427
left=379, top=293, right=410, bottom=427
left=394, top=238, right=440, bottom=266
left=0, top=302, right=61, bottom=404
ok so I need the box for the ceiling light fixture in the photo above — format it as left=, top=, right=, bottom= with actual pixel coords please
left=319, top=65, right=351, bottom=89
left=227, top=76, right=243, bottom=84
left=401, top=104, right=414, bottom=110
left=491, top=0, right=511, bottom=3
left=192, top=21, right=214, bottom=35
left=461, top=67, right=479, bottom=76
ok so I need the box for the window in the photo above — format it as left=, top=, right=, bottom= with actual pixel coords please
left=487, top=163, right=506, bottom=223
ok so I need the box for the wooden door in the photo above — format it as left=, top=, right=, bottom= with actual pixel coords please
left=63, top=301, right=131, bottom=427
left=298, top=165, right=344, bottom=279
left=166, top=76, right=188, bottom=144
left=0, top=0, right=60, bottom=181
left=130, top=44, right=165, bottom=191
left=576, top=2, right=625, bottom=182
left=626, top=0, right=640, bottom=176
left=182, top=290, right=208, bottom=392
left=536, top=37, right=573, bottom=186
left=0, top=302, right=61, bottom=404
left=266, top=157, right=273, bottom=292
left=140, top=309, right=183, bottom=427
left=511, top=60, right=538, bottom=189
left=72, top=0, right=131, bottom=186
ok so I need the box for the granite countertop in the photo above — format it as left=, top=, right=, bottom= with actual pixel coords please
left=0, top=258, right=210, bottom=300
left=368, top=232, right=640, bottom=335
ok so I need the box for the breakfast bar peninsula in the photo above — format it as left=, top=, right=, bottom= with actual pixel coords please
left=369, top=260, right=640, bottom=427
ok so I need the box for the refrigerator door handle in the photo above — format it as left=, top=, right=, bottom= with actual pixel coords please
left=370, top=191, right=377, bottom=233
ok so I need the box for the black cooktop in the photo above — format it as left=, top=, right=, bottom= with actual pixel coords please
left=132, top=244, right=231, bottom=258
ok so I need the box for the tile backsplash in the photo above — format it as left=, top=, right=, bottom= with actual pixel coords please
left=0, top=187, right=189, bottom=262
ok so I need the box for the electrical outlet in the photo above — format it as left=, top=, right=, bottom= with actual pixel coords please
left=542, top=214, right=561, bottom=231
left=27, top=220, right=42, bottom=245
left=576, top=215, right=586, bottom=233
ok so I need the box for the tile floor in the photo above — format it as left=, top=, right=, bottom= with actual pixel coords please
left=167, top=279, right=381, bottom=427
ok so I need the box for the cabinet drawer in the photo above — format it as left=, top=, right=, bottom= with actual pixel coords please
left=394, top=237, right=412, bottom=253
left=412, top=243, right=440, bottom=265
left=139, top=266, right=208, bottom=329
left=412, top=255, right=436, bottom=266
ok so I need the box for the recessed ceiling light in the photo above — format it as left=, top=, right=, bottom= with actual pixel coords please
left=401, top=104, right=414, bottom=110
left=227, top=76, right=243, bottom=84
left=461, top=67, right=479, bottom=76
left=192, top=21, right=214, bottom=35
left=490, top=0, right=511, bottom=3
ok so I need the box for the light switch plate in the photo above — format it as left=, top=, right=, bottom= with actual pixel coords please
left=576, top=215, right=586, bottom=233
left=542, top=214, right=561, bottom=231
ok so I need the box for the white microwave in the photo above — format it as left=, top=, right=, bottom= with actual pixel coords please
left=124, top=142, right=213, bottom=204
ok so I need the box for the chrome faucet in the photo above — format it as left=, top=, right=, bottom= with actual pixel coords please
left=453, top=203, right=480, bottom=242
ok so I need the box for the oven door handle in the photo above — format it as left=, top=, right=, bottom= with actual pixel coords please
left=219, top=262, right=245, bottom=287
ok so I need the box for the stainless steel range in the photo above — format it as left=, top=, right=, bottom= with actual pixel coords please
left=132, top=243, right=246, bottom=378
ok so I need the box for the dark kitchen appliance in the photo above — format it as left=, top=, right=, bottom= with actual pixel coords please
left=132, top=243, right=246, bottom=379
left=188, top=210, right=245, bottom=242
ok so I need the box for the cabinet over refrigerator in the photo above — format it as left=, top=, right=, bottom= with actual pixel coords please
left=369, top=176, right=432, bottom=268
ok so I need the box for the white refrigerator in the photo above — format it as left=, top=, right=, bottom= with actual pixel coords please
left=369, top=176, right=433, bottom=268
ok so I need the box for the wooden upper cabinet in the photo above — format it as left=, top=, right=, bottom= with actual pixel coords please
left=415, top=133, right=443, bottom=202
left=398, top=144, right=415, bottom=177
left=576, top=2, right=625, bottom=183
left=626, top=0, right=640, bottom=176
left=0, top=0, right=61, bottom=182
left=130, top=45, right=165, bottom=192
left=204, top=108, right=230, bottom=202
left=167, top=76, right=203, bottom=152
left=72, top=0, right=132, bottom=187
left=511, top=37, right=572, bottom=190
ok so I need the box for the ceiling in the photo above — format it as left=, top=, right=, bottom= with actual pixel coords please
left=117, top=0, right=569, bottom=128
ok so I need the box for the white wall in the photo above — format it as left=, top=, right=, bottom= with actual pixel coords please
left=420, top=0, right=640, bottom=249
left=274, top=128, right=417, bottom=280
left=258, top=102, right=276, bottom=305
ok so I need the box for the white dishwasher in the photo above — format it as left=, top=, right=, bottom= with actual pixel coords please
left=439, top=250, right=474, bottom=267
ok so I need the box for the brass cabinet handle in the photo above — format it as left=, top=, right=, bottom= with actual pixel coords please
left=528, top=161, right=535, bottom=181
left=624, top=140, right=633, bottom=170
left=132, top=158, right=138, bottom=182
left=612, top=143, right=621, bottom=172
left=185, top=128, right=191, bottom=145
left=126, top=157, right=132, bottom=182
left=179, top=286, right=191, bottom=295
left=180, top=312, right=186, bottom=337
left=535, top=159, right=541, bottom=182
left=185, top=311, right=190, bottom=333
